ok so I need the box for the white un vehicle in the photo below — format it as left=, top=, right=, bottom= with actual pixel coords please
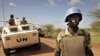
left=1, top=23, right=41, bottom=55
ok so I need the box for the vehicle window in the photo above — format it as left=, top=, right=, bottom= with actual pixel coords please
left=10, top=28, right=18, bottom=32
left=22, top=26, right=29, bottom=30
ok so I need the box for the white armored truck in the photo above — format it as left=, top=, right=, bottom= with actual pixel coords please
left=1, top=23, right=41, bottom=55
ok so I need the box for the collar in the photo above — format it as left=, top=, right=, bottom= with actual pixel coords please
left=65, top=28, right=81, bottom=36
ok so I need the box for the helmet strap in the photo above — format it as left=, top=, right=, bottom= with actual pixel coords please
left=67, top=19, right=79, bottom=34
left=67, top=23, right=79, bottom=35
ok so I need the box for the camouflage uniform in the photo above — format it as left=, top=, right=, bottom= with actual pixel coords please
left=9, top=18, right=15, bottom=25
left=55, top=28, right=92, bottom=56
left=21, top=20, right=27, bottom=24
left=8, top=14, right=15, bottom=26
left=54, top=7, right=93, bottom=56
left=21, top=17, right=28, bottom=24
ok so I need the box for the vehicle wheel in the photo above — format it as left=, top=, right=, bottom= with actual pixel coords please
left=3, top=46, right=10, bottom=56
left=35, top=37, right=41, bottom=50
left=35, top=42, right=41, bottom=50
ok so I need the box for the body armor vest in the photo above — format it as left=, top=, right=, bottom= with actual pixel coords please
left=61, top=35, right=86, bottom=56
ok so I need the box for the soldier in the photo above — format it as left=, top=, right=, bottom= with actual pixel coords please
left=8, top=14, right=15, bottom=26
left=21, top=17, right=28, bottom=24
left=54, top=7, right=94, bottom=56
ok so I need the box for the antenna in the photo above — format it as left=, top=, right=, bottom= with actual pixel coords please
left=2, top=0, right=6, bottom=25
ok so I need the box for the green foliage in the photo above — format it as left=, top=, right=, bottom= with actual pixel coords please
left=84, top=28, right=91, bottom=32
left=42, top=24, right=54, bottom=38
left=90, top=21, right=100, bottom=32
left=89, top=9, right=100, bottom=44
left=41, top=24, right=63, bottom=38
left=43, top=24, right=54, bottom=32
left=90, top=31, right=100, bottom=45
left=52, top=28, right=63, bottom=38
left=90, top=9, right=100, bottom=33
left=55, top=28, right=62, bottom=33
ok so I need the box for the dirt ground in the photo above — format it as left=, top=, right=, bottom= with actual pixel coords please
left=0, top=38, right=100, bottom=56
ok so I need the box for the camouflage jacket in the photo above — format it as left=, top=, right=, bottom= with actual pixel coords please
left=55, top=28, right=91, bottom=56
left=21, top=20, right=28, bottom=24
left=9, top=18, right=15, bottom=25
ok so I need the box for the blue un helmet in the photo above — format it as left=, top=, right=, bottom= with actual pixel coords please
left=65, top=7, right=82, bottom=22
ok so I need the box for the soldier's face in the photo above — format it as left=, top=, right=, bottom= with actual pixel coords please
left=70, top=15, right=79, bottom=24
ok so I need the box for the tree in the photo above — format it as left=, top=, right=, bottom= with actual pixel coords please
left=90, top=21, right=100, bottom=32
left=52, top=28, right=63, bottom=38
left=42, top=24, right=54, bottom=38
left=90, top=9, right=100, bottom=32
left=55, top=28, right=63, bottom=33
left=90, top=9, right=100, bottom=19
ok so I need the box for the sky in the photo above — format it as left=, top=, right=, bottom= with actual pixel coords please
left=0, top=0, right=100, bottom=29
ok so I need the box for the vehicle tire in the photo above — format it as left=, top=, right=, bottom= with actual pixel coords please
left=1, top=41, right=10, bottom=56
left=35, top=43, right=41, bottom=50
left=35, top=37, right=41, bottom=50
left=3, top=45, right=10, bottom=56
